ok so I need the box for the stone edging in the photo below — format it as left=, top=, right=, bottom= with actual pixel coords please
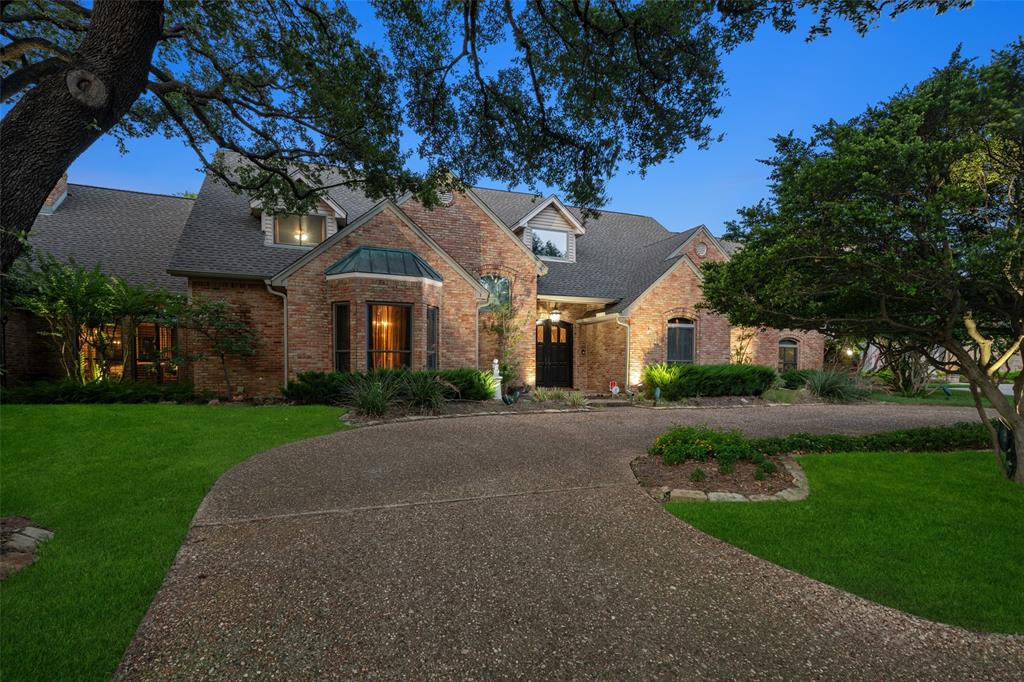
left=346, top=406, right=594, bottom=427
left=647, top=458, right=809, bottom=503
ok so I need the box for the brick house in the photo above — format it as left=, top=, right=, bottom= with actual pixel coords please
left=6, top=158, right=823, bottom=394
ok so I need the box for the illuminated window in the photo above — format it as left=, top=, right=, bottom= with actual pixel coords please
left=367, top=303, right=412, bottom=370
left=667, top=318, right=695, bottom=363
left=779, top=339, right=799, bottom=372
left=274, top=215, right=325, bottom=246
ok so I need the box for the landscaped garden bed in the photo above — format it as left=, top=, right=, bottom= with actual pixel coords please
left=632, top=455, right=795, bottom=496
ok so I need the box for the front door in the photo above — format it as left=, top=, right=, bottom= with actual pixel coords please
left=536, top=320, right=573, bottom=387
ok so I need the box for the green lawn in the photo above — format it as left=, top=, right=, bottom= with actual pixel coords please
left=0, top=403, right=347, bottom=681
left=867, top=390, right=992, bottom=408
left=667, top=450, right=1024, bottom=634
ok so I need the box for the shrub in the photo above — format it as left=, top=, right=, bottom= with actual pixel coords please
left=404, top=373, right=451, bottom=411
left=747, top=422, right=991, bottom=456
left=1, top=380, right=206, bottom=404
left=780, top=369, right=814, bottom=390
left=641, top=363, right=777, bottom=400
left=762, top=388, right=804, bottom=404
left=345, top=373, right=402, bottom=417
left=282, top=368, right=496, bottom=405
left=689, top=468, right=707, bottom=482
left=650, top=422, right=992, bottom=466
left=648, top=425, right=754, bottom=465
left=428, top=368, right=497, bottom=401
left=565, top=391, right=589, bottom=408
left=548, top=388, right=568, bottom=402
left=806, top=370, right=870, bottom=402
left=753, top=466, right=765, bottom=481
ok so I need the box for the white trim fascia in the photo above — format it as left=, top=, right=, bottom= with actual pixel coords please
left=271, top=200, right=488, bottom=300
left=325, top=272, right=443, bottom=286
left=621, top=254, right=703, bottom=316
left=537, top=294, right=618, bottom=305
left=666, top=225, right=729, bottom=261
left=514, top=195, right=586, bottom=235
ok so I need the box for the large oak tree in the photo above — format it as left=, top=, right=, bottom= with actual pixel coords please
left=1, top=0, right=969, bottom=272
left=701, top=42, right=1024, bottom=482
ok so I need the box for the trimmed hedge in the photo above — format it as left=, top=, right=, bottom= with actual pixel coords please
left=780, top=368, right=815, bottom=389
left=649, top=421, right=992, bottom=465
left=641, top=363, right=777, bottom=400
left=282, top=368, right=497, bottom=405
left=0, top=380, right=207, bottom=404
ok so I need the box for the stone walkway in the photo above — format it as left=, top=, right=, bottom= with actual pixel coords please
left=116, top=404, right=1023, bottom=680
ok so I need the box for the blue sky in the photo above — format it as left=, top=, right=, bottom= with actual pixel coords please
left=65, top=1, right=1023, bottom=236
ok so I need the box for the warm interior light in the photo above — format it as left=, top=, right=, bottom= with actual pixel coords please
left=549, top=308, right=561, bottom=323
left=845, top=348, right=854, bottom=356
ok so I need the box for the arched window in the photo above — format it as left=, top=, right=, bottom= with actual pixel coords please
left=667, top=317, right=695, bottom=364
left=480, top=274, right=510, bottom=310
left=778, top=338, right=799, bottom=372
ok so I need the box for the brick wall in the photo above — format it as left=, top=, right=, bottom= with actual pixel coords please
left=746, top=327, right=825, bottom=371
left=402, top=193, right=539, bottom=385
left=576, top=317, right=628, bottom=393
left=2, top=310, right=64, bottom=383
left=284, top=204, right=483, bottom=378
left=187, top=278, right=284, bottom=397
left=625, top=254, right=731, bottom=386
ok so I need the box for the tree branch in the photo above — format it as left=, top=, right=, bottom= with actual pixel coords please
left=0, top=36, right=72, bottom=62
left=1, top=55, right=65, bottom=101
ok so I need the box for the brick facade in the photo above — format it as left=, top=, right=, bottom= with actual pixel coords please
left=179, top=202, right=822, bottom=397
left=187, top=278, right=284, bottom=397
left=2, top=310, right=63, bottom=383
left=401, top=193, right=539, bottom=385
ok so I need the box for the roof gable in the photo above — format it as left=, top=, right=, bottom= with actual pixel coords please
left=270, top=201, right=487, bottom=298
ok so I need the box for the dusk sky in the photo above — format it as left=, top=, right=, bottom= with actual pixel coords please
left=65, top=1, right=1023, bottom=237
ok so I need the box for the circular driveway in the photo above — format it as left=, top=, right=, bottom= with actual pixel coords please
left=116, top=404, right=1023, bottom=680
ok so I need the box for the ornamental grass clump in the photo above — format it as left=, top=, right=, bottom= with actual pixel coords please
left=806, top=370, right=870, bottom=403
left=344, top=373, right=403, bottom=417
left=565, top=391, right=590, bottom=408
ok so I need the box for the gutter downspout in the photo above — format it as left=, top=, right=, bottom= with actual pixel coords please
left=265, top=281, right=288, bottom=387
left=616, top=315, right=631, bottom=390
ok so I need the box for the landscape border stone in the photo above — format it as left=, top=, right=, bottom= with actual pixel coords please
left=647, top=457, right=809, bottom=503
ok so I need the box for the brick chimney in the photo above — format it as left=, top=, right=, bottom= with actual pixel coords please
left=39, top=173, right=68, bottom=215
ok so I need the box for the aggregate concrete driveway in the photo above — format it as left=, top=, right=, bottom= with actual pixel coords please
left=117, top=404, right=1024, bottom=680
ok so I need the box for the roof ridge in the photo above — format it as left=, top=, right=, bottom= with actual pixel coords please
left=68, top=183, right=196, bottom=201
left=471, top=184, right=662, bottom=222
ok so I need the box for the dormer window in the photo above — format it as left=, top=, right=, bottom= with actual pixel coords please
left=274, top=215, right=326, bottom=246
left=531, top=229, right=569, bottom=259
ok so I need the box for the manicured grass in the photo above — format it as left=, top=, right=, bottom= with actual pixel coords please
left=867, top=390, right=992, bottom=408
left=666, top=450, right=1024, bottom=634
left=0, top=403, right=347, bottom=681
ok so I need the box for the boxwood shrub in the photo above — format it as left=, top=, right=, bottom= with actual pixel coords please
left=282, top=368, right=497, bottom=405
left=0, top=380, right=207, bottom=404
left=780, top=368, right=815, bottom=390
left=649, top=421, right=992, bottom=465
left=641, top=363, right=777, bottom=400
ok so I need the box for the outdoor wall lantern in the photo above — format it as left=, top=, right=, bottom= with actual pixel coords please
left=549, top=308, right=561, bottom=323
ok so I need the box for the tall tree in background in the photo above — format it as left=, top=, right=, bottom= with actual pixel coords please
left=1, top=0, right=970, bottom=271
left=701, top=42, right=1024, bottom=482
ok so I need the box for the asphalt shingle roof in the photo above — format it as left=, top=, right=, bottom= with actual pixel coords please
left=27, top=184, right=193, bottom=293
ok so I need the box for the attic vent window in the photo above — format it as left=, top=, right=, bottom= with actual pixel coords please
left=696, top=242, right=708, bottom=257
left=438, top=190, right=454, bottom=207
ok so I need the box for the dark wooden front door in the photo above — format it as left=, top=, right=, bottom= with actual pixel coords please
left=536, top=320, right=573, bottom=387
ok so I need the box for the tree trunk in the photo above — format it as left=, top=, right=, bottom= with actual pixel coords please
left=220, top=355, right=233, bottom=401
left=0, top=1, right=164, bottom=272
left=1014, top=426, right=1024, bottom=485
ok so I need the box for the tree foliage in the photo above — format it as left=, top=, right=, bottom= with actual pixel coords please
left=702, top=41, right=1024, bottom=480
left=0, top=0, right=969, bottom=270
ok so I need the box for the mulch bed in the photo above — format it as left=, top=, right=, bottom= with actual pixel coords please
left=591, top=395, right=768, bottom=408
left=631, top=455, right=795, bottom=495
left=342, top=399, right=588, bottom=425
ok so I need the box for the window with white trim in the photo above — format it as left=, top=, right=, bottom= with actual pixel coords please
left=274, top=215, right=325, bottom=246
